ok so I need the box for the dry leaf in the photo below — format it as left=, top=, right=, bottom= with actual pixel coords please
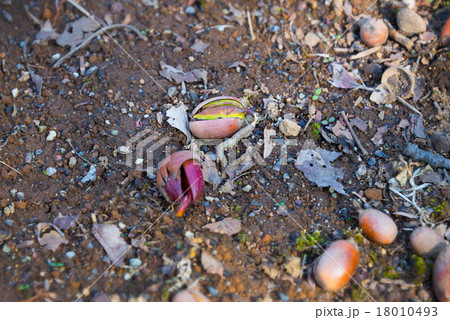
left=53, top=214, right=78, bottom=230
left=31, top=73, right=43, bottom=97
left=328, top=63, right=364, bottom=90
left=264, top=126, right=276, bottom=158
left=57, top=17, right=100, bottom=49
left=92, top=223, right=129, bottom=266
left=159, top=61, right=208, bottom=87
left=219, top=180, right=236, bottom=195
left=38, top=230, right=69, bottom=252
left=331, top=122, right=353, bottom=141
left=295, top=141, right=346, bottom=195
left=371, top=126, right=388, bottom=146
left=166, top=103, right=192, bottom=143
left=201, top=251, right=224, bottom=277
left=35, top=20, right=60, bottom=41
left=202, top=153, right=221, bottom=189
left=202, top=217, right=241, bottom=236
left=190, top=40, right=209, bottom=53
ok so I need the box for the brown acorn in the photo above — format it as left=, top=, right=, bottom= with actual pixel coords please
left=360, top=18, right=388, bottom=47
left=433, top=246, right=450, bottom=302
left=410, top=226, right=447, bottom=258
left=314, top=240, right=359, bottom=291
left=441, top=16, right=450, bottom=47
left=359, top=209, right=398, bottom=244
left=189, top=96, right=253, bottom=139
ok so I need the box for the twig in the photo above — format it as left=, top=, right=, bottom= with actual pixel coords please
left=52, top=24, right=148, bottom=68
left=67, top=138, right=93, bottom=165
left=0, top=160, right=23, bottom=176
left=216, top=116, right=258, bottom=169
left=388, top=29, right=413, bottom=51
left=396, top=97, right=422, bottom=116
left=341, top=111, right=368, bottom=155
left=403, top=143, right=450, bottom=169
left=247, top=11, right=255, bottom=41
left=303, top=117, right=313, bottom=133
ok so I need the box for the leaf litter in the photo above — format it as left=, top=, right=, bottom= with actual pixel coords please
left=202, top=218, right=241, bottom=236
left=166, top=103, right=192, bottom=143
left=294, top=140, right=346, bottom=195
left=36, top=223, right=69, bottom=252
left=328, top=63, right=371, bottom=90
left=159, top=61, right=208, bottom=87
left=92, top=223, right=129, bottom=266
left=201, top=251, right=224, bottom=277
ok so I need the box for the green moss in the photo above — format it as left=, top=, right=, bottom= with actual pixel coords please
left=382, top=266, right=399, bottom=279
left=236, top=232, right=250, bottom=244
left=310, top=122, right=320, bottom=140
left=368, top=251, right=378, bottom=265
left=296, top=230, right=323, bottom=252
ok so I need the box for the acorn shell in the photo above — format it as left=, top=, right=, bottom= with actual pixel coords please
left=314, top=240, right=359, bottom=291
left=410, top=226, right=447, bottom=258
left=359, top=209, right=398, bottom=244
left=189, top=118, right=244, bottom=139
left=360, top=18, right=388, bottom=47
left=433, top=246, right=450, bottom=302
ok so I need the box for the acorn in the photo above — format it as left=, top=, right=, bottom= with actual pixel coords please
left=156, top=151, right=204, bottom=217
left=314, top=240, right=359, bottom=291
left=359, top=209, right=398, bottom=244
left=189, top=96, right=254, bottom=139
left=433, top=246, right=450, bottom=302
left=410, top=226, right=447, bottom=258
left=360, top=18, right=388, bottom=47
left=441, top=16, right=450, bottom=47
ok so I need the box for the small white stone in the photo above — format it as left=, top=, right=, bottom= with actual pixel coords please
left=66, top=251, right=76, bottom=259
left=46, top=130, right=57, bottom=141
left=118, top=146, right=131, bottom=154
left=46, top=167, right=57, bottom=176
left=105, top=120, right=110, bottom=125
left=11, top=88, right=19, bottom=98
left=118, top=222, right=126, bottom=229
left=189, top=56, right=195, bottom=62
left=242, top=185, right=252, bottom=192
left=111, top=130, right=119, bottom=136
left=140, top=79, right=145, bottom=85
left=69, top=157, right=77, bottom=168
left=279, top=119, right=301, bottom=137
left=124, top=273, right=132, bottom=280
left=135, top=158, right=144, bottom=165
left=18, top=71, right=30, bottom=82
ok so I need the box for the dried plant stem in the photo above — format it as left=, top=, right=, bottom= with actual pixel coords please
left=247, top=11, right=255, bottom=41
left=0, top=160, right=23, bottom=176
left=52, top=24, right=148, bottom=68
left=397, top=97, right=422, bottom=116
left=67, top=138, right=93, bottom=165
left=341, top=111, right=368, bottom=155
left=403, top=143, right=450, bottom=169
left=388, top=29, right=413, bottom=51
left=216, top=116, right=258, bottom=169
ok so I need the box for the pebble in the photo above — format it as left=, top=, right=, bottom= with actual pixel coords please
left=5, top=219, right=14, bottom=227
left=52, top=53, right=61, bottom=60
left=124, top=273, right=132, bottom=280
left=118, top=222, right=126, bottom=229
left=121, top=108, right=127, bottom=114
left=66, top=251, right=76, bottom=259
left=69, top=157, right=77, bottom=168
left=2, top=245, right=11, bottom=254
left=18, top=71, right=30, bottom=82
left=139, top=79, right=145, bottom=85
left=208, top=286, right=218, bottom=297
left=168, top=87, right=177, bottom=97
left=16, top=192, right=24, bottom=200
left=0, top=230, right=11, bottom=242
left=24, top=152, right=33, bottom=164
left=279, top=119, right=301, bottom=137
left=364, top=188, right=383, bottom=200
left=11, top=88, right=19, bottom=98
left=130, top=258, right=142, bottom=268
left=368, top=158, right=376, bottom=166
left=397, top=8, right=426, bottom=35
left=374, top=150, right=387, bottom=158
left=278, top=292, right=289, bottom=302
left=45, top=167, right=57, bottom=176
left=185, top=6, right=195, bottom=14
left=242, top=185, right=252, bottom=192
left=304, top=32, right=321, bottom=47
left=46, top=130, right=57, bottom=141
left=111, top=130, right=119, bottom=136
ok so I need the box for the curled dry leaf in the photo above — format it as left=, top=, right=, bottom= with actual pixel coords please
left=166, top=103, right=192, bottom=143
left=201, top=153, right=221, bottom=189
left=328, top=63, right=366, bottom=90
left=295, top=141, right=346, bottom=195
left=202, top=217, right=241, bottom=236
left=201, top=251, right=224, bottom=277
left=159, top=61, right=208, bottom=87
left=57, top=17, right=100, bottom=49
left=35, top=20, right=60, bottom=41
left=37, top=223, right=68, bottom=252
left=263, top=126, right=276, bottom=158
left=371, top=126, right=388, bottom=146
left=92, top=223, right=129, bottom=266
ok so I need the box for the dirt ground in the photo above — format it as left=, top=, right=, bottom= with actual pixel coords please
left=0, top=0, right=449, bottom=302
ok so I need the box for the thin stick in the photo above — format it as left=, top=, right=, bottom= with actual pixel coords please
left=0, top=160, right=23, bottom=176
left=341, top=111, right=368, bottom=155
left=388, top=29, right=413, bottom=51
left=52, top=24, right=148, bottom=68
left=247, top=11, right=255, bottom=41
left=303, top=117, right=313, bottom=133
left=67, top=138, right=93, bottom=165
left=397, top=97, right=422, bottom=116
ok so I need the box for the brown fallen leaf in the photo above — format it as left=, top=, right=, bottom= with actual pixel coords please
left=202, top=217, right=241, bottom=236
left=38, top=230, right=68, bottom=252
left=371, top=126, right=388, bottom=146
left=166, top=103, right=192, bottom=143
left=159, top=61, right=208, bottom=87
left=201, top=251, right=224, bottom=277
left=57, top=17, right=100, bottom=49
left=92, top=223, right=129, bottom=266
left=190, top=40, right=209, bottom=53
left=202, top=153, right=221, bottom=189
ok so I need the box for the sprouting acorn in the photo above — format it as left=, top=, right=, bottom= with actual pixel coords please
left=189, top=96, right=254, bottom=139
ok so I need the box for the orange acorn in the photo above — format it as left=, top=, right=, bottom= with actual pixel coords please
left=410, top=226, right=447, bottom=258
left=359, top=209, right=398, bottom=244
left=441, top=16, right=450, bottom=47
left=433, top=246, right=450, bottom=302
left=360, top=18, right=388, bottom=47
left=314, top=240, right=359, bottom=291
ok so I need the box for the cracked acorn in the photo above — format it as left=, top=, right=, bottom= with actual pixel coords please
left=156, top=151, right=204, bottom=217
left=189, top=96, right=254, bottom=139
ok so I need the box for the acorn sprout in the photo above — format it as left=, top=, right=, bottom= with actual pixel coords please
left=189, top=96, right=254, bottom=139
left=156, top=151, right=204, bottom=217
